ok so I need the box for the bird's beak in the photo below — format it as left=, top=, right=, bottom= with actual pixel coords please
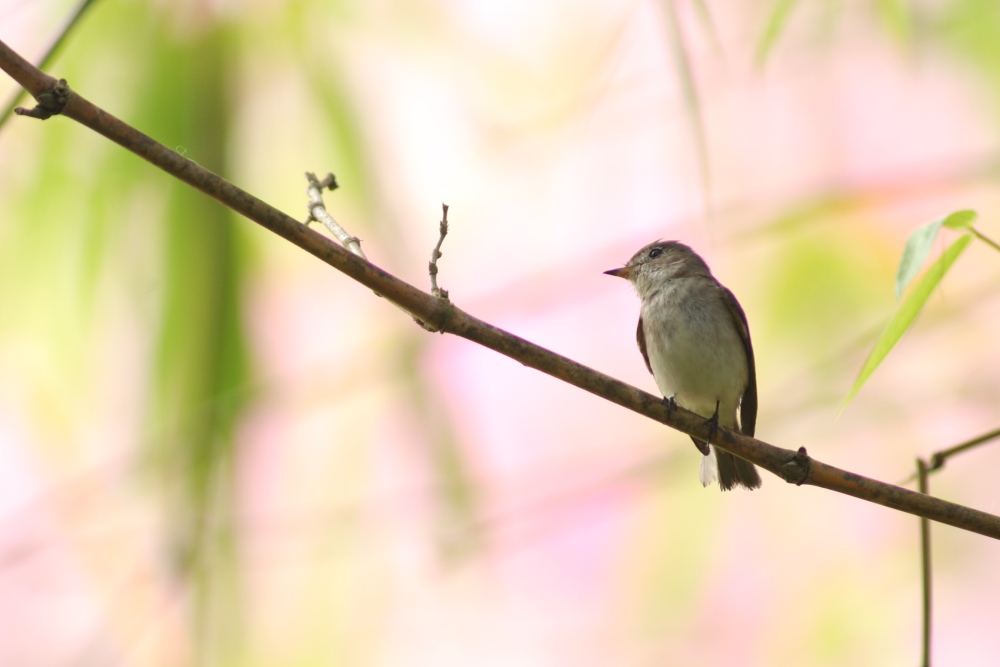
left=604, top=266, right=633, bottom=279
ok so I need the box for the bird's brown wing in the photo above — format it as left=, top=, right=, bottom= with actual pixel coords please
left=721, top=286, right=757, bottom=437
left=636, top=316, right=653, bottom=374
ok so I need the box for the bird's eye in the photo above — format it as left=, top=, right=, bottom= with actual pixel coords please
left=648, top=247, right=663, bottom=259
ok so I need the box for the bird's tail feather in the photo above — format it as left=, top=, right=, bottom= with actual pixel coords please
left=699, top=448, right=718, bottom=487
left=716, top=449, right=761, bottom=491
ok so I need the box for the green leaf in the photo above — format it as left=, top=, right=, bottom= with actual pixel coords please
left=942, top=209, right=977, bottom=231
left=895, top=210, right=978, bottom=298
left=895, top=219, right=944, bottom=299
left=844, top=233, right=974, bottom=408
left=756, top=0, right=801, bottom=66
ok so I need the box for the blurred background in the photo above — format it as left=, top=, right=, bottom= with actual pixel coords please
left=1, top=0, right=1000, bottom=665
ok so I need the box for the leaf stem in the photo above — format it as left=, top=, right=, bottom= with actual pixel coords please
left=971, top=227, right=1000, bottom=253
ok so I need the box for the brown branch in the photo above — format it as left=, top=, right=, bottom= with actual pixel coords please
left=3, top=38, right=1000, bottom=541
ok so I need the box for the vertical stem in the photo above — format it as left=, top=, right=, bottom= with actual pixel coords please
left=917, top=458, right=932, bottom=667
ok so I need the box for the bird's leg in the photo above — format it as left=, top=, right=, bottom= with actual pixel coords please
left=704, top=400, right=721, bottom=448
left=674, top=395, right=711, bottom=456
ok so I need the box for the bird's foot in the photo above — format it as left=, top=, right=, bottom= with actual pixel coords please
left=663, top=395, right=677, bottom=418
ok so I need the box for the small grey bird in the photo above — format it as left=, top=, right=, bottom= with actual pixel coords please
left=605, top=241, right=761, bottom=491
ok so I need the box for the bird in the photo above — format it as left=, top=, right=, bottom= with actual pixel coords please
left=605, top=241, right=761, bottom=491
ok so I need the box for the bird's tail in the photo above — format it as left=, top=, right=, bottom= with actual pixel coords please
left=714, top=448, right=761, bottom=491
left=693, top=436, right=761, bottom=490
left=698, top=446, right=718, bottom=487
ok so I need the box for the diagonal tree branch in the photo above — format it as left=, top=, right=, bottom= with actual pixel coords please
left=3, top=37, right=1000, bottom=540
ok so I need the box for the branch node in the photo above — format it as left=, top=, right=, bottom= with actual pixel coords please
left=412, top=297, right=454, bottom=333
left=14, top=77, right=70, bottom=120
left=780, top=446, right=812, bottom=485
left=317, top=172, right=338, bottom=191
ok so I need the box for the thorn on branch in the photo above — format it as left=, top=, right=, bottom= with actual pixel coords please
left=428, top=203, right=450, bottom=300
left=14, top=77, right=70, bottom=120
left=304, top=171, right=365, bottom=259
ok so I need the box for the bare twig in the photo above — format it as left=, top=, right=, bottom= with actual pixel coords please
left=302, top=171, right=448, bottom=330
left=304, top=171, right=367, bottom=259
left=3, top=39, right=1000, bottom=539
left=917, top=458, right=932, bottom=667
left=428, top=204, right=450, bottom=299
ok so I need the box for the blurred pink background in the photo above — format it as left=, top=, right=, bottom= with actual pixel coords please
left=1, top=0, right=1000, bottom=665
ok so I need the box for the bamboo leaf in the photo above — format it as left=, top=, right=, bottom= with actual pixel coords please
left=845, top=233, right=974, bottom=407
left=691, top=0, right=722, bottom=54
left=756, top=0, right=801, bottom=66
left=942, top=209, right=977, bottom=231
left=896, top=210, right=977, bottom=298
left=895, top=219, right=943, bottom=299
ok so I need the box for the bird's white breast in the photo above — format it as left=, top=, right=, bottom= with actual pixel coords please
left=640, top=277, right=748, bottom=427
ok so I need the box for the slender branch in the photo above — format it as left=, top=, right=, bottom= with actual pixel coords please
left=928, top=425, right=1000, bottom=472
left=428, top=204, right=450, bottom=299
left=3, top=39, right=1000, bottom=540
left=900, top=425, right=1000, bottom=486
